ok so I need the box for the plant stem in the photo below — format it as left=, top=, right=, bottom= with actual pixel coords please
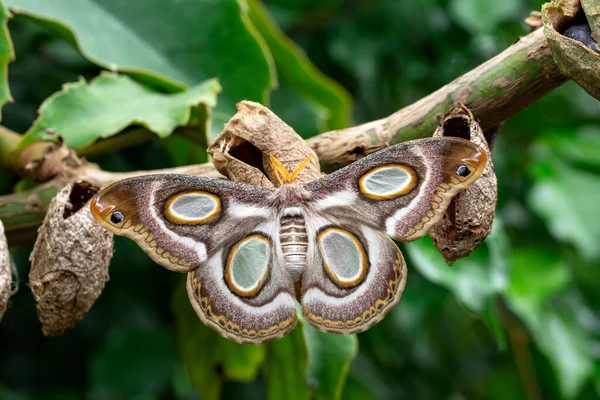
left=0, top=126, right=20, bottom=172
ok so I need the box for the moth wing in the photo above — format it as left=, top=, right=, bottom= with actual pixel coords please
left=187, top=220, right=297, bottom=344
left=304, top=137, right=488, bottom=241
left=91, top=174, right=275, bottom=272
left=92, top=174, right=297, bottom=344
left=300, top=214, right=406, bottom=334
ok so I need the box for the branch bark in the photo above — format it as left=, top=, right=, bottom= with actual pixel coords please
left=0, top=28, right=566, bottom=244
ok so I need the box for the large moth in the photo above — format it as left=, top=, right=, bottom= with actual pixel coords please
left=91, top=137, right=488, bottom=344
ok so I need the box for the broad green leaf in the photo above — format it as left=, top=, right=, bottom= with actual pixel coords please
left=89, top=329, right=178, bottom=399
left=302, top=321, right=358, bottom=400
left=172, top=282, right=265, bottom=400
left=449, top=0, right=521, bottom=34
left=5, top=0, right=274, bottom=135
left=523, top=301, right=594, bottom=399
left=405, top=221, right=509, bottom=313
left=0, top=0, right=14, bottom=120
left=529, top=156, right=600, bottom=261
left=270, top=80, right=323, bottom=138
left=541, top=127, right=600, bottom=168
left=264, top=309, right=357, bottom=400
left=265, top=325, right=311, bottom=400
left=247, top=0, right=352, bottom=133
left=17, top=73, right=220, bottom=149
left=506, top=250, right=569, bottom=316
left=505, top=250, right=594, bottom=398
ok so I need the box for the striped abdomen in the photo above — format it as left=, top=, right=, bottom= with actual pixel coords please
left=280, top=208, right=308, bottom=281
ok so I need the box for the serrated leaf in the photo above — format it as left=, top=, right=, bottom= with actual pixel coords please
left=17, top=73, right=219, bottom=149
left=247, top=0, right=352, bottom=134
left=5, top=0, right=274, bottom=136
left=172, top=282, right=265, bottom=400
left=0, top=0, right=14, bottom=120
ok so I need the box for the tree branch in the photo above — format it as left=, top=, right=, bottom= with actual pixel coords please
left=0, top=28, right=566, bottom=244
left=308, top=28, right=566, bottom=169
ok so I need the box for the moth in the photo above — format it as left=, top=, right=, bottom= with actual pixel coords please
left=91, top=137, right=488, bottom=344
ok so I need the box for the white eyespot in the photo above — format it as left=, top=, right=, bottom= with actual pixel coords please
left=359, top=164, right=417, bottom=200
left=318, top=227, right=368, bottom=288
left=225, top=234, right=270, bottom=297
left=165, top=191, right=221, bottom=224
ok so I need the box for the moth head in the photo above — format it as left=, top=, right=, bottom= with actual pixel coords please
left=90, top=182, right=137, bottom=232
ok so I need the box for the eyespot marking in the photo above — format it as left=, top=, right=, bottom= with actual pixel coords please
left=110, top=211, right=124, bottom=224
left=165, top=191, right=221, bottom=225
left=358, top=164, right=417, bottom=200
left=318, top=227, right=368, bottom=288
left=225, top=234, right=270, bottom=297
left=456, top=164, right=471, bottom=177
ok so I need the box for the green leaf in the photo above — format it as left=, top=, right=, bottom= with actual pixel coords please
left=405, top=221, right=509, bottom=313
left=541, top=127, right=600, bottom=168
left=172, top=281, right=265, bottom=400
left=524, top=300, right=594, bottom=399
left=528, top=155, right=600, bottom=261
left=17, top=73, right=220, bottom=149
left=264, top=309, right=357, bottom=400
left=6, top=0, right=274, bottom=135
left=505, top=250, right=594, bottom=398
left=0, top=1, right=14, bottom=120
left=449, top=0, right=521, bottom=34
left=506, top=250, right=569, bottom=316
left=302, top=318, right=358, bottom=400
left=247, top=0, right=352, bottom=133
left=89, top=329, right=178, bottom=399
left=265, top=325, right=311, bottom=400
left=595, top=363, right=600, bottom=398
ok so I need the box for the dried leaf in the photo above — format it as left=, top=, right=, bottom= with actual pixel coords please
left=18, top=130, right=85, bottom=182
left=524, top=11, right=543, bottom=31
left=430, top=105, right=498, bottom=264
left=29, top=181, right=113, bottom=335
left=0, top=219, right=12, bottom=320
left=208, top=101, right=322, bottom=187
left=581, top=0, right=600, bottom=43
left=543, top=0, right=600, bottom=100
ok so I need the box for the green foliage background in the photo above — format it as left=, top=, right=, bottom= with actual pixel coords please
left=1, top=0, right=600, bottom=399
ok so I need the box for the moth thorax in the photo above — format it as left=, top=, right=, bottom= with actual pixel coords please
left=279, top=207, right=308, bottom=282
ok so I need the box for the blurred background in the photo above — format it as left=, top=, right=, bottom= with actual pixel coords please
left=1, top=0, right=599, bottom=399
